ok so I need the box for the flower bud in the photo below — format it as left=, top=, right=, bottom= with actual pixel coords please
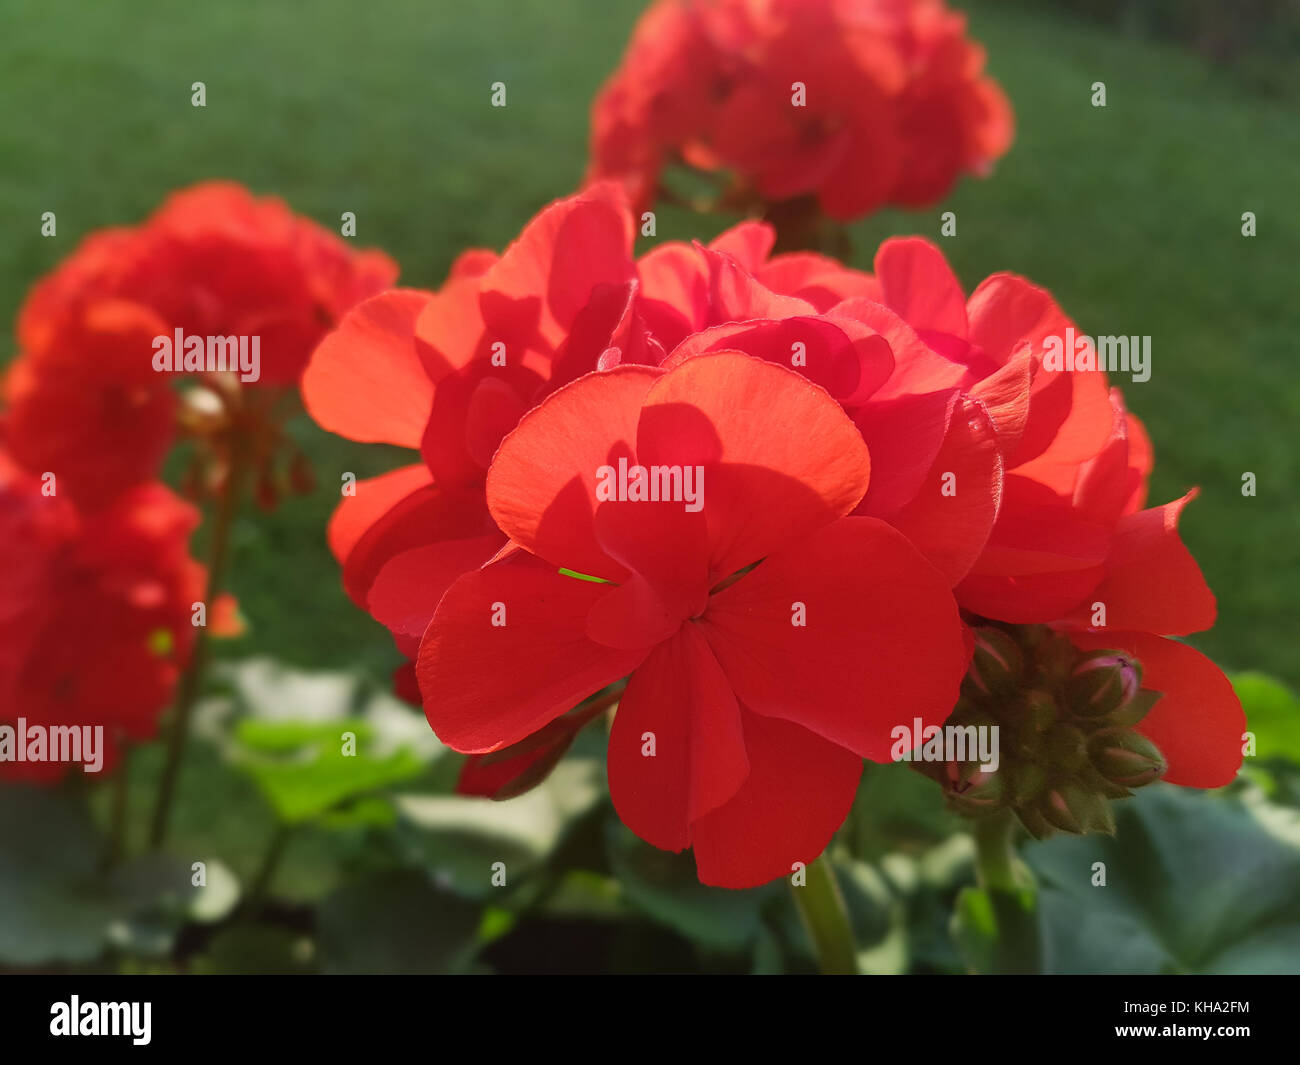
left=1089, top=728, right=1167, bottom=788
left=946, top=772, right=1003, bottom=815
left=947, top=757, right=994, bottom=791
left=1065, top=650, right=1140, bottom=718
left=1075, top=759, right=1133, bottom=800
left=1015, top=803, right=1057, bottom=841
left=1038, top=781, right=1114, bottom=835
left=964, top=626, right=1023, bottom=698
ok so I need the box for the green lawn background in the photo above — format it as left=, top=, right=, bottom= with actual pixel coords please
left=0, top=0, right=1294, bottom=688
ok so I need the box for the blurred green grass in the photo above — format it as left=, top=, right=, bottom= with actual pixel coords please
left=0, top=0, right=1294, bottom=685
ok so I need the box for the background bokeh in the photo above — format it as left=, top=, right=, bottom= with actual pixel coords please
left=1, top=0, right=1297, bottom=974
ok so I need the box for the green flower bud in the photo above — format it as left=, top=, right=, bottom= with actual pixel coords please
left=1065, top=650, right=1141, bottom=718
left=1038, top=781, right=1114, bottom=835
left=1015, top=803, right=1057, bottom=841
left=1089, top=728, right=1167, bottom=788
left=946, top=772, right=1003, bottom=815
left=965, top=626, right=1024, bottom=698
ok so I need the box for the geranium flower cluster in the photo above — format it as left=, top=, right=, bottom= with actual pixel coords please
left=587, top=0, right=1014, bottom=221
left=0, top=454, right=213, bottom=779
left=304, top=185, right=1244, bottom=888
left=0, top=182, right=394, bottom=777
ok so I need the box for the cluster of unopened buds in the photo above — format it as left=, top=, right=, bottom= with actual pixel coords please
left=933, top=624, right=1168, bottom=837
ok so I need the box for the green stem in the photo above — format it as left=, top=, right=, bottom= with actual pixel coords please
left=244, top=824, right=293, bottom=913
left=972, top=808, right=1019, bottom=891
left=790, top=855, right=857, bottom=974
left=970, top=808, right=1041, bottom=973
left=103, top=740, right=131, bottom=869
left=148, top=444, right=246, bottom=848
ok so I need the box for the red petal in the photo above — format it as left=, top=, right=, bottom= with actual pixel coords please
left=699, top=516, right=966, bottom=761
left=368, top=534, right=505, bottom=656
left=708, top=221, right=775, bottom=274
left=758, top=253, right=881, bottom=311
left=665, top=316, right=893, bottom=406
left=1067, top=490, right=1216, bottom=636
left=831, top=297, right=967, bottom=400
left=699, top=247, right=817, bottom=325
left=874, top=237, right=969, bottom=342
left=607, top=624, right=749, bottom=851
left=464, top=377, right=528, bottom=469
left=853, top=389, right=955, bottom=517
left=969, top=347, right=1033, bottom=460
left=486, top=364, right=663, bottom=579
left=456, top=696, right=607, bottom=800
left=416, top=557, right=648, bottom=753
left=479, top=192, right=635, bottom=353
left=637, top=352, right=870, bottom=581
left=691, top=710, right=862, bottom=889
left=887, top=394, right=1003, bottom=585
left=339, top=480, right=489, bottom=607
left=588, top=500, right=710, bottom=647
left=636, top=242, right=708, bottom=350
left=301, top=290, right=433, bottom=448
left=326, top=464, right=431, bottom=564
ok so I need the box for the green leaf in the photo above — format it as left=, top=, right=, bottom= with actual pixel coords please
left=317, top=871, right=483, bottom=974
left=236, top=742, right=426, bottom=825
left=0, top=786, right=229, bottom=964
left=214, top=658, right=449, bottom=825
left=116, top=726, right=385, bottom=905
left=193, top=925, right=317, bottom=975
left=1234, top=671, right=1300, bottom=763
left=604, top=818, right=777, bottom=953
left=1028, top=785, right=1300, bottom=974
left=0, top=786, right=118, bottom=964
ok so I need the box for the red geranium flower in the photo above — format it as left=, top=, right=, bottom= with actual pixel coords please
left=305, top=188, right=1242, bottom=809
left=3, top=300, right=177, bottom=512
left=301, top=190, right=982, bottom=771
left=303, top=192, right=1002, bottom=807
left=18, top=182, right=397, bottom=386
left=0, top=453, right=234, bottom=781
left=587, top=0, right=1014, bottom=221
left=414, top=353, right=967, bottom=887
left=4, top=182, right=397, bottom=512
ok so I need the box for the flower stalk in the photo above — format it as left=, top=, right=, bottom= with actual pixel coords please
left=790, top=855, right=857, bottom=975
left=969, top=807, right=1041, bottom=973
left=148, top=436, right=247, bottom=848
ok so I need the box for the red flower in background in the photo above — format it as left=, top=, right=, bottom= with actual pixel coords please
left=18, top=182, right=396, bottom=386
left=415, top=354, right=967, bottom=887
left=0, top=453, right=234, bottom=781
left=3, top=182, right=397, bottom=511
left=587, top=0, right=1014, bottom=220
